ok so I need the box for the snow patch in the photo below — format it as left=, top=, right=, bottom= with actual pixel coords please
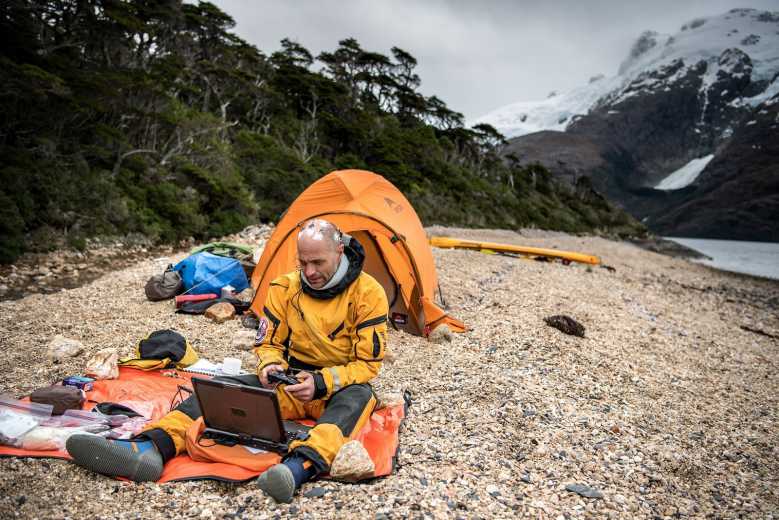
left=655, top=155, right=715, bottom=190
left=471, top=76, right=623, bottom=138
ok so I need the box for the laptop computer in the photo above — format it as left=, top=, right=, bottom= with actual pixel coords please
left=192, top=377, right=310, bottom=454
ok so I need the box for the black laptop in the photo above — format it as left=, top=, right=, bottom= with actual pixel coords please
left=192, top=377, right=310, bottom=454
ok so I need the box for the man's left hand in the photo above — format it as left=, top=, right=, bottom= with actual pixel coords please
left=285, top=371, right=315, bottom=402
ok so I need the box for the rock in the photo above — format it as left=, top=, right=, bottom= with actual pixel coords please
left=303, top=487, right=328, bottom=498
left=428, top=325, right=452, bottom=343
left=486, top=484, right=500, bottom=497
left=230, top=329, right=257, bottom=351
left=565, top=483, right=603, bottom=499
left=241, top=314, right=259, bottom=329
left=383, top=347, right=396, bottom=364
left=47, top=335, right=84, bottom=363
left=375, top=391, right=405, bottom=410
left=235, top=287, right=254, bottom=303
left=544, top=315, right=586, bottom=337
left=329, top=440, right=375, bottom=482
left=205, top=302, right=235, bottom=324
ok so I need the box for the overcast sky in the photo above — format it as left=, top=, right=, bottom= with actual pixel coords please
left=212, top=1, right=779, bottom=121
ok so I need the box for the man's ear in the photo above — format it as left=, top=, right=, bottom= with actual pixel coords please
left=336, top=242, right=345, bottom=254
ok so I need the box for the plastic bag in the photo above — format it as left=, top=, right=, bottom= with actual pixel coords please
left=20, top=409, right=111, bottom=450
left=85, top=347, right=119, bottom=380
left=103, top=416, right=150, bottom=439
left=49, top=409, right=110, bottom=430
left=20, top=426, right=89, bottom=451
left=0, top=396, right=53, bottom=447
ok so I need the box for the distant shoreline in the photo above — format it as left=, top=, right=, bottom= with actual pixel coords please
left=662, top=236, right=779, bottom=282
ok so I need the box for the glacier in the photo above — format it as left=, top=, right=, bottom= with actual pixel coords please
left=655, top=155, right=715, bottom=190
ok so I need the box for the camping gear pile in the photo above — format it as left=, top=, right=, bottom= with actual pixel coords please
left=2, top=321, right=409, bottom=482
left=0, top=329, right=204, bottom=452
left=144, top=242, right=255, bottom=320
left=0, top=393, right=151, bottom=451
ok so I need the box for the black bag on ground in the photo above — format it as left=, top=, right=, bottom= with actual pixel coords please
left=175, top=297, right=250, bottom=315
left=118, top=329, right=198, bottom=370
left=145, top=265, right=184, bottom=301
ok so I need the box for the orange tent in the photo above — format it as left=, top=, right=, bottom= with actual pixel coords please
left=249, top=169, right=465, bottom=336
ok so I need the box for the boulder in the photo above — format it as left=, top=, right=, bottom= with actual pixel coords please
left=231, top=329, right=257, bottom=351
left=330, top=440, right=375, bottom=482
left=47, top=335, right=84, bottom=363
left=205, top=302, right=236, bottom=324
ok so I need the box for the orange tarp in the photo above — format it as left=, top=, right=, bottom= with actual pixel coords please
left=249, top=169, right=465, bottom=336
left=0, top=367, right=406, bottom=483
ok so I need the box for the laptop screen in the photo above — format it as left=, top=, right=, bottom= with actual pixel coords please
left=192, top=378, right=286, bottom=443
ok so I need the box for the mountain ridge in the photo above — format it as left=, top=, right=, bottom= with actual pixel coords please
left=478, top=8, right=779, bottom=241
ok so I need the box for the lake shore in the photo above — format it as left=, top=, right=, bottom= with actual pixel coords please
left=1, top=227, right=777, bottom=519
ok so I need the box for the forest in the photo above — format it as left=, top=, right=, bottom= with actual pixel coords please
left=0, top=0, right=644, bottom=263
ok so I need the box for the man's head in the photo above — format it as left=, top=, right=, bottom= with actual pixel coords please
left=297, top=219, right=344, bottom=289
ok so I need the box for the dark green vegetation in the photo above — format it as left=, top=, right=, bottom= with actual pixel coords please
left=0, top=1, right=644, bottom=263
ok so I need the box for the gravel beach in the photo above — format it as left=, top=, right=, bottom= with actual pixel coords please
left=1, top=227, right=777, bottom=519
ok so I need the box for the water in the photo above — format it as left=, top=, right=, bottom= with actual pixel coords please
left=664, top=237, right=779, bottom=280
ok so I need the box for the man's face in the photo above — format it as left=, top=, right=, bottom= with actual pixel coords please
left=297, top=235, right=343, bottom=289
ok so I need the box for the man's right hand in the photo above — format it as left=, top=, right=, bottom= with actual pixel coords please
left=259, top=364, right=284, bottom=388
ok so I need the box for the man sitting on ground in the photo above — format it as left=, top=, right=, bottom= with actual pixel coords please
left=67, top=218, right=389, bottom=503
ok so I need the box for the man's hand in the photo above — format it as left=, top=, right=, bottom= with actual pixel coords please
left=284, top=371, right=315, bottom=402
left=260, top=364, right=284, bottom=388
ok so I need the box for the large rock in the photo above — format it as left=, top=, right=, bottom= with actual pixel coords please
left=330, top=440, right=375, bottom=482
left=205, top=302, right=235, bottom=324
left=47, top=335, right=84, bottom=363
left=230, top=329, right=257, bottom=351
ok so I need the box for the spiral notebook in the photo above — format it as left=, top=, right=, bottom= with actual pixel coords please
left=182, top=359, right=250, bottom=377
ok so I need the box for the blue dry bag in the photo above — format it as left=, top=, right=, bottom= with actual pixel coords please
left=173, top=252, right=249, bottom=295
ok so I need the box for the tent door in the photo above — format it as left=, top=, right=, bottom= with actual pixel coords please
left=350, top=231, right=421, bottom=336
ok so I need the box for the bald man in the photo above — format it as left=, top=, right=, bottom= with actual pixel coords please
left=66, top=219, right=389, bottom=503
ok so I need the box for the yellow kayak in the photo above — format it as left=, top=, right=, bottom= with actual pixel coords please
left=429, top=236, right=601, bottom=265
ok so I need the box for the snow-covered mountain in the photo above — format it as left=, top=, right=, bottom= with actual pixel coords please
left=474, top=8, right=779, bottom=140
left=476, top=8, right=779, bottom=241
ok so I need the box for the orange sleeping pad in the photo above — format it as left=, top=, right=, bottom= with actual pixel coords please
left=0, top=367, right=407, bottom=483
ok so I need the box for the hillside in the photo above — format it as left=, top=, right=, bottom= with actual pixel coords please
left=476, top=8, right=779, bottom=241
left=0, top=0, right=644, bottom=264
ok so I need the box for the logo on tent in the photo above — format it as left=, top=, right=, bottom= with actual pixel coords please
left=384, top=197, right=403, bottom=214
